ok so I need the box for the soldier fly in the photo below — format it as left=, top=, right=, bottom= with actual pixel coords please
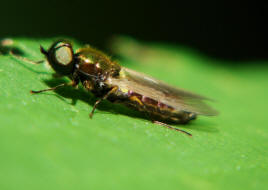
left=22, top=40, right=218, bottom=136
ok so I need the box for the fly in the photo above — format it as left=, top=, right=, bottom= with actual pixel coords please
left=15, top=40, right=218, bottom=136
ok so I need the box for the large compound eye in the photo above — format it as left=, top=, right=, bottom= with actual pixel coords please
left=42, top=40, right=75, bottom=76
left=54, top=42, right=73, bottom=65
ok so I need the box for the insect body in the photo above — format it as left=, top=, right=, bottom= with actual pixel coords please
left=30, top=40, right=218, bottom=136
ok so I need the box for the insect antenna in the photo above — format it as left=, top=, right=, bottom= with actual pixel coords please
left=40, top=45, right=48, bottom=56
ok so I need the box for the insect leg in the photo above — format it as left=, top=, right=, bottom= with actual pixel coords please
left=89, top=86, right=118, bottom=118
left=153, top=121, right=192, bottom=137
left=30, top=81, right=77, bottom=94
left=127, top=96, right=192, bottom=136
left=129, top=96, right=144, bottom=106
left=125, top=95, right=192, bottom=136
left=10, top=50, right=44, bottom=65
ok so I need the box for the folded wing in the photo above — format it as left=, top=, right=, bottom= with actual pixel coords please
left=109, top=67, right=218, bottom=116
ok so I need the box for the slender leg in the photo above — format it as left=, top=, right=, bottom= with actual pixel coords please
left=128, top=96, right=192, bottom=137
left=30, top=81, right=77, bottom=94
left=153, top=121, right=192, bottom=137
left=89, top=86, right=118, bottom=118
left=10, top=50, right=44, bottom=65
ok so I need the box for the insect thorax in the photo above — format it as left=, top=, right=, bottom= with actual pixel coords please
left=75, top=53, right=120, bottom=97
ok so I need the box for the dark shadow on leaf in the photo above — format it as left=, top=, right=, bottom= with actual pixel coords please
left=185, top=119, right=219, bottom=133
left=39, top=78, right=147, bottom=121
left=0, top=46, right=22, bottom=55
left=34, top=77, right=218, bottom=133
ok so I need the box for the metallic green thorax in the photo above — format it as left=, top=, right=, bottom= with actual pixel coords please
left=76, top=46, right=121, bottom=79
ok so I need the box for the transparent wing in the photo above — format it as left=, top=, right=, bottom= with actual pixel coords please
left=109, top=67, right=218, bottom=116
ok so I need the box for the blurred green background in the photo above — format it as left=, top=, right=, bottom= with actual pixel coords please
left=1, top=1, right=268, bottom=190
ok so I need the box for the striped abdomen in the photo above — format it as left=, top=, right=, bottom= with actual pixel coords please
left=125, top=90, right=196, bottom=123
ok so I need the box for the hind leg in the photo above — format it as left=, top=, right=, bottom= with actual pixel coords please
left=153, top=121, right=192, bottom=136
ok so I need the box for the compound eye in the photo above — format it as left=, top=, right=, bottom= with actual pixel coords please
left=55, top=45, right=73, bottom=65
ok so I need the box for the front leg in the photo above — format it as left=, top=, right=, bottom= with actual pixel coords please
left=89, top=86, right=118, bottom=118
left=31, top=80, right=78, bottom=94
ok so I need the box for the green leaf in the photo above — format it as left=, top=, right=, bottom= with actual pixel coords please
left=0, top=37, right=267, bottom=190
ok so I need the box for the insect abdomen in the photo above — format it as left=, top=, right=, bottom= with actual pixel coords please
left=126, top=90, right=195, bottom=123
